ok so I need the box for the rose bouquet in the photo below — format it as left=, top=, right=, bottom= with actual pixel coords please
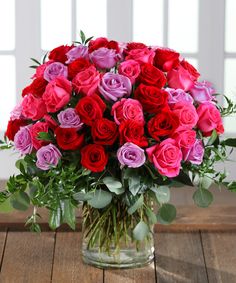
left=1, top=31, right=236, bottom=268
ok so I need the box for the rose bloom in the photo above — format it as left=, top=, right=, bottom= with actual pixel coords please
left=36, top=144, right=62, bottom=170
left=75, top=94, right=106, bottom=125
left=43, top=62, right=68, bottom=82
left=181, top=60, right=200, bottom=81
left=166, top=88, right=194, bottom=105
left=117, top=142, right=146, bottom=168
left=48, top=45, right=73, bottom=63
left=30, top=122, right=49, bottom=150
left=55, top=127, right=84, bottom=150
left=153, top=48, right=180, bottom=72
left=148, top=110, right=179, bottom=140
left=172, top=102, right=198, bottom=131
left=91, top=118, right=118, bottom=145
left=111, top=98, right=144, bottom=125
left=33, top=61, right=52, bottom=79
left=22, top=77, right=48, bottom=98
left=134, top=84, right=169, bottom=114
left=98, top=72, right=132, bottom=102
left=197, top=102, right=224, bottom=136
left=44, top=114, right=58, bottom=131
left=189, top=81, right=215, bottom=103
left=183, top=139, right=204, bottom=165
left=139, top=63, right=167, bottom=88
left=90, top=47, right=121, bottom=69
left=5, top=119, right=27, bottom=141
left=72, top=66, right=100, bottom=96
left=14, top=125, right=33, bottom=155
left=172, top=130, right=196, bottom=149
left=68, top=58, right=92, bottom=79
left=81, top=144, right=108, bottom=172
left=66, top=44, right=89, bottom=64
left=119, top=119, right=148, bottom=148
left=125, top=42, right=147, bottom=51
left=88, top=37, right=120, bottom=53
left=57, top=108, right=83, bottom=130
left=42, top=77, right=72, bottom=113
left=10, top=104, right=23, bottom=120
left=118, top=59, right=141, bottom=84
left=22, top=94, right=47, bottom=120
left=146, top=138, right=182, bottom=178
left=125, top=47, right=155, bottom=64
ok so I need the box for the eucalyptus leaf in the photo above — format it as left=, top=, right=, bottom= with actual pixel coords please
left=0, top=198, right=14, bottom=213
left=103, top=177, right=124, bottom=195
left=157, top=203, right=176, bottom=224
left=62, top=200, right=76, bottom=230
left=151, top=186, right=170, bottom=204
left=193, top=188, right=213, bottom=208
left=145, top=207, right=157, bottom=224
left=10, top=191, right=30, bottom=211
left=88, top=189, right=112, bottom=209
left=73, top=192, right=93, bottom=201
left=49, top=207, right=61, bottom=230
left=128, top=195, right=143, bottom=214
left=128, top=175, right=141, bottom=196
left=133, top=221, right=149, bottom=241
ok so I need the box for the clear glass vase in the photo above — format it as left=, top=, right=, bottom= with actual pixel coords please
left=81, top=202, right=155, bottom=269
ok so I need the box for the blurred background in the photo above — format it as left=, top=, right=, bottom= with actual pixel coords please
left=0, top=0, right=236, bottom=197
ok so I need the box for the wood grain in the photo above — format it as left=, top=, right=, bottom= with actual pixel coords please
left=52, top=232, right=103, bottom=283
left=0, top=231, right=55, bottom=283
left=201, top=232, right=236, bottom=283
left=154, top=232, right=208, bottom=283
left=0, top=229, right=7, bottom=270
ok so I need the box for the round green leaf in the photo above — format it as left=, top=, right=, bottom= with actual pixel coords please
left=154, top=186, right=170, bottom=204
left=193, top=188, right=213, bottom=208
left=10, top=191, right=30, bottom=211
left=128, top=195, right=143, bottom=215
left=158, top=203, right=176, bottom=224
left=103, top=177, right=124, bottom=195
left=88, top=189, right=112, bottom=209
left=133, top=220, right=149, bottom=241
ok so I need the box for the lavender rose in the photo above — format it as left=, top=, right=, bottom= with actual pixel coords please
left=36, top=144, right=62, bottom=170
left=57, top=108, right=83, bottom=130
left=44, top=62, right=68, bottom=82
left=10, top=103, right=23, bottom=120
left=189, top=81, right=215, bottom=103
left=14, top=125, right=33, bottom=155
left=98, top=72, right=132, bottom=102
left=66, top=45, right=89, bottom=64
left=90, top=47, right=121, bottom=69
left=117, top=142, right=146, bottom=168
left=183, top=139, right=204, bottom=165
left=166, top=88, right=193, bottom=105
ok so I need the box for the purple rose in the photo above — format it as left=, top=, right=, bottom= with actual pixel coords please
left=183, top=139, right=204, bottom=165
left=44, top=62, right=68, bottom=82
left=14, top=125, right=33, bottom=155
left=57, top=108, right=83, bottom=130
left=36, top=144, right=61, bottom=170
left=66, top=45, right=89, bottom=64
left=10, top=103, right=23, bottom=120
left=166, top=88, right=194, bottom=105
left=98, top=72, right=132, bottom=102
left=117, top=142, right=146, bottom=168
left=90, top=47, right=121, bottom=69
left=189, top=81, right=215, bottom=103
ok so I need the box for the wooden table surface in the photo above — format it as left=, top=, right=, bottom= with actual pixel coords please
left=0, top=206, right=235, bottom=283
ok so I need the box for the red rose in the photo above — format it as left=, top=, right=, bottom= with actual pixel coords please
left=49, top=45, right=73, bottom=64
left=91, top=118, right=118, bottom=145
left=5, top=119, right=27, bottom=141
left=88, top=37, right=119, bottom=53
left=148, top=110, right=179, bottom=140
left=68, top=58, right=92, bottom=79
left=119, top=120, right=148, bottom=147
left=154, top=48, right=180, bottom=72
left=75, top=94, right=106, bottom=125
left=30, top=122, right=49, bottom=150
left=139, top=63, right=166, bottom=88
left=134, top=84, right=169, bottom=114
left=55, top=127, right=84, bottom=150
left=22, top=78, right=48, bottom=98
left=180, top=60, right=200, bottom=81
left=126, top=42, right=147, bottom=51
left=81, top=144, right=108, bottom=172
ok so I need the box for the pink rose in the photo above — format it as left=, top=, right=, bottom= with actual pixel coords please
left=118, top=60, right=141, bottom=84
left=172, top=130, right=196, bottom=149
left=167, top=65, right=195, bottom=91
left=42, top=77, right=72, bottom=113
left=125, top=48, right=155, bottom=64
left=22, top=94, right=46, bottom=120
left=30, top=122, right=49, bottom=150
left=146, top=138, right=182, bottom=177
left=173, top=102, right=198, bottom=131
left=111, top=98, right=144, bottom=125
left=197, top=102, right=224, bottom=136
left=189, top=81, right=215, bottom=103
left=72, top=66, right=100, bottom=96
left=89, top=47, right=121, bottom=69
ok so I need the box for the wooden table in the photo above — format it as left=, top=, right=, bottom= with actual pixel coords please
left=0, top=206, right=235, bottom=283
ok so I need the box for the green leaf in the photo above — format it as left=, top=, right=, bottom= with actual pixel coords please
left=157, top=204, right=176, bottom=224
left=133, top=221, right=149, bottom=241
left=73, top=192, right=93, bottom=201
left=37, top=132, right=53, bottom=141
left=62, top=200, right=76, bottom=230
left=200, top=175, right=213, bottom=190
left=42, top=52, right=48, bottom=64
left=0, top=198, right=14, bottom=213
left=128, top=175, right=141, bottom=196
left=15, top=159, right=27, bottom=171
left=85, top=36, right=94, bottom=44
left=222, top=138, right=236, bottom=147
left=207, top=130, right=218, bottom=146
left=10, top=191, right=30, bottom=211
left=80, top=30, right=86, bottom=43
left=88, top=189, right=112, bottom=209
left=151, top=185, right=170, bottom=204
left=174, top=170, right=194, bottom=187
left=227, top=181, right=236, bottom=192
left=49, top=207, right=61, bottom=230
left=30, top=57, right=41, bottom=65
left=145, top=207, right=157, bottom=224
left=128, top=195, right=143, bottom=214
left=193, top=188, right=213, bottom=208
left=103, top=177, right=124, bottom=195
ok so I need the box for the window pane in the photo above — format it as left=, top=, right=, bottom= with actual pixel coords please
left=168, top=0, right=198, bottom=52
left=0, top=56, right=16, bottom=131
left=76, top=0, right=107, bottom=39
left=0, top=0, right=15, bottom=50
left=41, top=0, right=72, bottom=50
left=225, top=0, right=236, bottom=52
left=224, top=59, right=236, bottom=133
left=133, top=0, right=163, bottom=45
